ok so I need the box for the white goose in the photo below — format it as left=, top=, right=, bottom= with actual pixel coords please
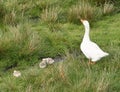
left=80, top=19, right=109, bottom=64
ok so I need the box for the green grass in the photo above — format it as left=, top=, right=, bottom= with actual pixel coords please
left=0, top=13, right=120, bottom=92
left=0, top=0, right=117, bottom=25
left=0, top=0, right=120, bottom=91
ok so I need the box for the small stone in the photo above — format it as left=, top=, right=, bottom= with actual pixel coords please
left=39, top=60, right=47, bottom=68
left=46, top=58, right=54, bottom=64
left=13, top=70, right=21, bottom=77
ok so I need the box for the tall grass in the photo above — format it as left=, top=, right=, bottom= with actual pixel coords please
left=0, top=3, right=6, bottom=24
left=40, top=6, right=62, bottom=31
left=68, top=1, right=96, bottom=22
left=0, top=0, right=119, bottom=91
left=41, top=7, right=61, bottom=23
left=2, top=0, right=20, bottom=25
left=103, top=2, right=114, bottom=15
left=0, top=23, right=40, bottom=55
left=0, top=23, right=41, bottom=70
left=1, top=0, right=117, bottom=25
left=67, top=0, right=115, bottom=23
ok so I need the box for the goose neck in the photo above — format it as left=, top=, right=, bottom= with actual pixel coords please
left=83, top=26, right=90, bottom=42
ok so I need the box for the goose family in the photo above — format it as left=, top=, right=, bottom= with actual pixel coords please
left=80, top=19, right=109, bottom=64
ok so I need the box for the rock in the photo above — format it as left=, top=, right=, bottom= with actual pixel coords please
left=39, top=60, right=47, bottom=68
left=13, top=70, right=21, bottom=77
left=39, top=57, right=55, bottom=68
left=45, top=58, right=55, bottom=64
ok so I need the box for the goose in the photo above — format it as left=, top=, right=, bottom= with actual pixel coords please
left=80, top=19, right=109, bottom=64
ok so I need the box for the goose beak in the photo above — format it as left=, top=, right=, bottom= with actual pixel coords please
left=80, top=19, right=84, bottom=23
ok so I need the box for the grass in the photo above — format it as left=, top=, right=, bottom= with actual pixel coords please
left=103, top=2, right=115, bottom=15
left=0, top=0, right=120, bottom=92
left=68, top=0, right=96, bottom=22
left=0, top=23, right=41, bottom=71
left=0, top=0, right=117, bottom=25
left=40, top=6, right=61, bottom=23
left=0, top=13, right=120, bottom=92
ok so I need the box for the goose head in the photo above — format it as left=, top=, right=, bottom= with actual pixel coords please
left=80, top=19, right=90, bottom=29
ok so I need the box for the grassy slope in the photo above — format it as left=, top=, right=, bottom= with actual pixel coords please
left=0, top=13, right=120, bottom=92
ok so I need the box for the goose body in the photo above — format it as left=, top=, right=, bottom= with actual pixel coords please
left=80, top=19, right=109, bottom=63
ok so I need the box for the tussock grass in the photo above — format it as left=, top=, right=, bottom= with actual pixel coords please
left=0, top=0, right=120, bottom=92
left=0, top=23, right=40, bottom=55
left=0, top=23, right=41, bottom=70
left=68, top=0, right=115, bottom=23
left=0, top=13, right=120, bottom=92
left=40, top=6, right=62, bottom=31
left=1, top=0, right=117, bottom=25
left=41, top=7, right=60, bottom=24
left=68, top=1, right=95, bottom=22
left=103, top=2, right=115, bottom=15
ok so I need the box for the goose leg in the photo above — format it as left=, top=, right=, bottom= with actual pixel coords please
left=88, top=59, right=91, bottom=64
left=88, top=59, right=91, bottom=65
left=90, top=61, right=96, bottom=65
left=88, top=59, right=96, bottom=65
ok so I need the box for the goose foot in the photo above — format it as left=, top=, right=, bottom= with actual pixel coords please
left=88, top=60, right=96, bottom=65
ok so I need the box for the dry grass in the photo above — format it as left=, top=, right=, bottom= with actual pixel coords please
left=103, top=2, right=114, bottom=15
left=40, top=7, right=61, bottom=23
left=68, top=1, right=95, bottom=22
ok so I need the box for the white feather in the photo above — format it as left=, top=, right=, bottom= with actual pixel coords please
left=80, top=20, right=109, bottom=62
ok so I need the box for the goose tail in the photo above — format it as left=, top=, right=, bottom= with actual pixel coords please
left=103, top=52, right=109, bottom=57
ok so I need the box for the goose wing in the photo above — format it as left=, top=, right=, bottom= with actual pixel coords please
left=89, top=41, right=108, bottom=56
